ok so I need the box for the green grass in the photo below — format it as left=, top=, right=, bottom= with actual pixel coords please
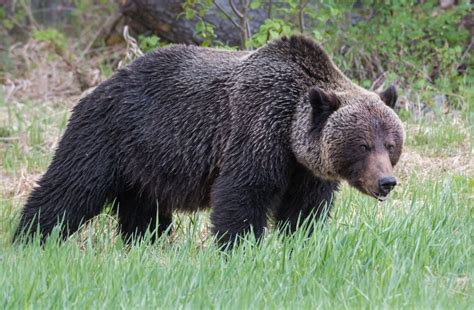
left=404, top=117, right=470, bottom=157
left=0, top=99, right=472, bottom=308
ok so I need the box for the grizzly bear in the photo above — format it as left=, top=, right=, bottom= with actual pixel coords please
left=14, top=36, right=403, bottom=246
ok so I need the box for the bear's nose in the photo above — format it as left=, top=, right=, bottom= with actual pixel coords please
left=378, top=176, right=397, bottom=195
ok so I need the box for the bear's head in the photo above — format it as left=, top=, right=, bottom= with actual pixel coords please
left=291, top=85, right=404, bottom=201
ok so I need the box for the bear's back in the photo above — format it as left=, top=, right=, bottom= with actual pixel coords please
left=125, top=45, right=251, bottom=86
left=109, top=45, right=250, bottom=210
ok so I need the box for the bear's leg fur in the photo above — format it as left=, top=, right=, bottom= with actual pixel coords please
left=12, top=100, right=120, bottom=243
left=210, top=173, right=285, bottom=247
left=275, top=164, right=339, bottom=234
left=209, top=129, right=292, bottom=247
left=13, top=146, right=115, bottom=243
left=115, top=188, right=172, bottom=243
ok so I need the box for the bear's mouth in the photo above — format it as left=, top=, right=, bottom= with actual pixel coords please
left=368, top=189, right=389, bottom=202
left=374, top=193, right=388, bottom=202
left=351, top=181, right=389, bottom=201
left=348, top=179, right=390, bottom=202
left=364, top=188, right=389, bottom=202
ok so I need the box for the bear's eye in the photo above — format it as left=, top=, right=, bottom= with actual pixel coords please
left=360, top=144, right=369, bottom=152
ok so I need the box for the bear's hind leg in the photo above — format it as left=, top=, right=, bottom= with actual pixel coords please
left=13, top=94, right=121, bottom=244
left=116, top=188, right=172, bottom=243
left=13, top=152, right=116, bottom=243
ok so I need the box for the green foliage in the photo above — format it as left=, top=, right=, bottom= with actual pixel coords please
left=0, top=127, right=11, bottom=138
left=0, top=4, right=26, bottom=31
left=138, top=35, right=161, bottom=53
left=250, top=0, right=263, bottom=10
left=0, top=4, right=27, bottom=76
left=333, top=2, right=471, bottom=85
left=32, top=28, right=67, bottom=53
left=0, top=7, right=14, bottom=31
left=405, top=117, right=468, bottom=156
left=195, top=20, right=216, bottom=46
left=313, top=1, right=471, bottom=113
left=182, top=0, right=216, bottom=46
left=178, top=0, right=471, bottom=112
left=247, top=19, right=294, bottom=48
left=99, top=63, right=114, bottom=78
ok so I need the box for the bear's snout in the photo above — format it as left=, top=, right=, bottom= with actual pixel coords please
left=378, top=176, right=397, bottom=197
left=344, top=151, right=399, bottom=201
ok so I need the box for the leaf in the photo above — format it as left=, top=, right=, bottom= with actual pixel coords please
left=185, top=9, right=195, bottom=20
left=312, top=30, right=323, bottom=41
left=250, top=0, right=262, bottom=10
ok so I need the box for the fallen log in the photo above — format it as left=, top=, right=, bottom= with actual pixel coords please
left=119, top=0, right=269, bottom=47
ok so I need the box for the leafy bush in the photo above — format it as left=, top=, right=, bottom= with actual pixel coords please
left=247, top=19, right=294, bottom=48
left=138, top=35, right=161, bottom=53
left=182, top=0, right=216, bottom=46
left=2, top=1, right=472, bottom=115
left=324, top=2, right=471, bottom=95
left=32, top=28, right=67, bottom=53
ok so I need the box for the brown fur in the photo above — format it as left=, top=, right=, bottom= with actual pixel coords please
left=14, top=35, right=404, bottom=246
left=285, top=37, right=404, bottom=200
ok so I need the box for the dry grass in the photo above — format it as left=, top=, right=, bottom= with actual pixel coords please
left=2, top=36, right=129, bottom=103
left=396, top=149, right=473, bottom=181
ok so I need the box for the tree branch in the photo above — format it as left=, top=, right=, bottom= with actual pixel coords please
left=267, top=0, right=273, bottom=19
left=298, top=0, right=308, bottom=34
left=213, top=0, right=243, bottom=31
left=229, top=0, right=244, bottom=19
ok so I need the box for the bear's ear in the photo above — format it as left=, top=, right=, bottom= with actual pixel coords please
left=309, top=87, right=340, bottom=116
left=378, top=85, right=397, bottom=109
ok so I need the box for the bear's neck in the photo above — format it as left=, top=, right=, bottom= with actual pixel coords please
left=267, top=35, right=355, bottom=92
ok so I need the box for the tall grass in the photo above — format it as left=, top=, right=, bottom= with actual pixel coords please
left=0, top=174, right=471, bottom=308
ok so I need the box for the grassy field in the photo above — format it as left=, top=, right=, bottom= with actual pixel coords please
left=0, top=91, right=472, bottom=308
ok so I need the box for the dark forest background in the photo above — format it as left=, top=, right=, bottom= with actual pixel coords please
left=0, top=0, right=472, bottom=119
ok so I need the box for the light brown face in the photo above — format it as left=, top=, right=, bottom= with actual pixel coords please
left=323, top=101, right=404, bottom=201
left=292, top=85, right=403, bottom=201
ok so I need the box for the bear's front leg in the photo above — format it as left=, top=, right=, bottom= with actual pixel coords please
left=210, top=174, right=285, bottom=248
left=275, top=164, right=339, bottom=235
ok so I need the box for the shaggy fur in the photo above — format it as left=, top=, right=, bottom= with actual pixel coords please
left=14, top=36, right=403, bottom=246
